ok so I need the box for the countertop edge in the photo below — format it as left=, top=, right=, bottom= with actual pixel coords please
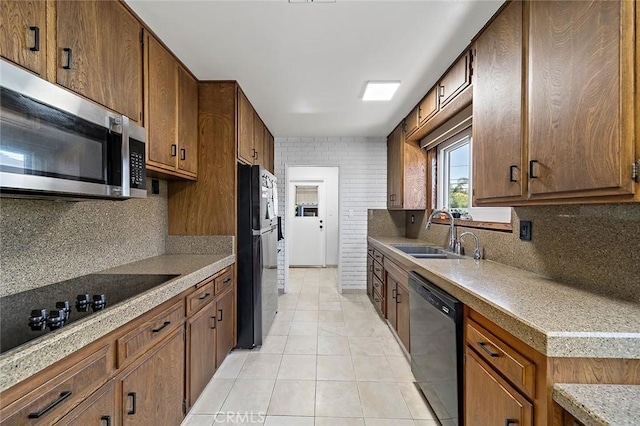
left=0, top=254, right=235, bottom=392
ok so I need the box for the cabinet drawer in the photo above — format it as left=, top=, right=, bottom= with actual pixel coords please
left=214, top=268, right=233, bottom=294
left=383, top=257, right=408, bottom=286
left=0, top=344, right=113, bottom=426
left=466, top=319, right=535, bottom=397
left=372, top=288, right=384, bottom=315
left=367, top=246, right=374, bottom=257
left=117, top=300, right=184, bottom=367
left=373, top=260, right=384, bottom=281
left=373, top=250, right=384, bottom=264
left=186, top=279, right=215, bottom=315
left=372, top=274, right=384, bottom=293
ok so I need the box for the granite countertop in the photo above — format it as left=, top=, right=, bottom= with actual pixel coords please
left=368, top=236, right=640, bottom=359
left=553, top=383, right=640, bottom=426
left=0, top=254, right=235, bottom=392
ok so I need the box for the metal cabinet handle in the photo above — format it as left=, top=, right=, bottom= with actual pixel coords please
left=152, top=321, right=171, bottom=333
left=217, top=309, right=223, bottom=322
left=101, top=415, right=112, bottom=426
left=509, top=165, right=517, bottom=182
left=223, top=277, right=231, bottom=284
left=439, top=85, right=445, bottom=97
left=180, top=148, right=186, bottom=160
left=392, top=289, right=397, bottom=299
left=127, top=392, right=136, bottom=415
left=29, top=26, right=40, bottom=51
left=198, top=292, right=211, bottom=300
left=529, top=160, right=538, bottom=179
left=396, top=292, right=401, bottom=303
left=505, top=419, right=517, bottom=426
left=28, top=391, right=72, bottom=418
left=478, top=341, right=499, bottom=357
left=211, top=316, right=217, bottom=329
left=171, top=144, right=177, bottom=157
left=62, top=48, right=72, bottom=69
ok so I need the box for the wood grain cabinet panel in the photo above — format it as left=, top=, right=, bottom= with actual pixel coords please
left=178, top=66, right=199, bottom=176
left=56, top=380, right=116, bottom=426
left=56, top=0, right=142, bottom=122
left=387, top=124, right=427, bottom=210
left=396, top=282, right=410, bottom=352
left=404, top=105, right=420, bottom=137
left=187, top=301, right=216, bottom=408
left=418, top=87, right=439, bottom=125
left=215, top=289, right=234, bottom=368
left=439, top=51, right=471, bottom=109
left=465, top=347, right=533, bottom=426
left=238, top=89, right=255, bottom=164
left=528, top=0, right=636, bottom=200
left=386, top=274, right=398, bottom=330
left=473, top=0, right=526, bottom=204
left=253, top=111, right=264, bottom=165
left=0, top=0, right=46, bottom=76
left=387, top=123, right=403, bottom=208
left=120, top=326, right=185, bottom=426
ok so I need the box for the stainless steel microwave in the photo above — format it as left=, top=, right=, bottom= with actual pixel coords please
left=0, top=60, right=146, bottom=200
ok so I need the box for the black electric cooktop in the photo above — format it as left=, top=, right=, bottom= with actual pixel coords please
left=0, top=273, right=180, bottom=354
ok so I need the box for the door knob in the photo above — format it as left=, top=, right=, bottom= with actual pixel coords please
left=319, top=226, right=323, bottom=229
left=319, top=220, right=323, bottom=224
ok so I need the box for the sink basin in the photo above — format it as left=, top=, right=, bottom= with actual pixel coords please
left=391, top=244, right=464, bottom=260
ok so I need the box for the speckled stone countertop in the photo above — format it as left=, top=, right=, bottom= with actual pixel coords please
left=0, top=254, right=234, bottom=392
left=369, top=236, right=640, bottom=359
left=553, top=384, right=640, bottom=425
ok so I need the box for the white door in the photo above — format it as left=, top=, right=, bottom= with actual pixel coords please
left=289, top=180, right=326, bottom=266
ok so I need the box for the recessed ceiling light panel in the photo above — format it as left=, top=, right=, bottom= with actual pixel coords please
left=362, top=81, right=400, bottom=101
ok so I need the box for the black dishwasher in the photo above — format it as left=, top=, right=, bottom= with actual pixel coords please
left=409, top=271, right=463, bottom=426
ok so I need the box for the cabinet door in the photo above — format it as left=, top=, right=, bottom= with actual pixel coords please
left=215, top=290, right=234, bottom=369
left=0, top=0, right=46, bottom=76
left=404, top=105, right=420, bottom=137
left=268, top=132, right=275, bottom=173
left=253, top=111, right=263, bottom=166
left=263, top=126, right=273, bottom=173
left=177, top=66, right=198, bottom=176
left=56, top=0, right=143, bottom=122
left=396, top=282, right=410, bottom=352
left=366, top=255, right=373, bottom=296
left=465, top=347, right=532, bottom=426
left=418, top=87, right=439, bottom=125
left=439, top=51, right=471, bottom=108
left=528, top=0, right=635, bottom=199
left=187, top=302, right=216, bottom=407
left=146, top=35, right=178, bottom=170
left=473, top=0, right=525, bottom=204
left=401, top=140, right=427, bottom=210
left=387, top=124, right=403, bottom=209
left=385, top=276, right=397, bottom=329
left=56, top=380, right=116, bottom=426
left=237, top=89, right=255, bottom=164
left=121, top=327, right=185, bottom=426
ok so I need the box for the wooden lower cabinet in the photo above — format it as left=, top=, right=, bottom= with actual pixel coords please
left=187, top=300, right=216, bottom=408
left=366, top=254, right=373, bottom=296
left=465, top=347, right=533, bottom=426
left=386, top=274, right=398, bottom=330
left=119, top=326, right=185, bottom=426
left=56, top=380, right=116, bottom=426
left=215, top=289, right=234, bottom=369
left=395, top=282, right=410, bottom=352
left=384, top=258, right=410, bottom=353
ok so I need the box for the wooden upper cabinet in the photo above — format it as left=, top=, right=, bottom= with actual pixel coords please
left=252, top=111, right=263, bottom=166
left=56, top=0, right=143, bottom=122
left=263, top=126, right=274, bottom=173
left=404, top=104, right=420, bottom=137
left=238, top=89, right=255, bottom=164
left=0, top=0, right=46, bottom=76
left=465, top=347, right=533, bottom=426
left=146, top=35, right=197, bottom=180
left=178, top=66, right=198, bottom=176
left=527, top=0, right=636, bottom=200
left=439, top=50, right=472, bottom=109
left=473, top=0, right=525, bottom=204
left=418, top=87, right=439, bottom=125
left=146, top=35, right=178, bottom=170
left=387, top=123, right=426, bottom=210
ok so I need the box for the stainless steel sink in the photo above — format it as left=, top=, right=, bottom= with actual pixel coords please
left=391, top=244, right=464, bottom=260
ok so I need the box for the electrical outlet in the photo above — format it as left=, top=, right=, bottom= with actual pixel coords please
left=151, top=179, right=160, bottom=195
left=519, top=220, right=532, bottom=241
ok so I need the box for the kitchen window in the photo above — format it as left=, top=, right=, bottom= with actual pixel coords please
left=436, top=128, right=511, bottom=223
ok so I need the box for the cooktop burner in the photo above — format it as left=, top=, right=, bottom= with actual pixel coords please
left=0, top=273, right=179, bottom=354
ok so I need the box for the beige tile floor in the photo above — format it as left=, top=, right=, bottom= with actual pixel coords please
left=182, top=268, right=438, bottom=426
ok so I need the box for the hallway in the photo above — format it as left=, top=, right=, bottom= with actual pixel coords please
left=182, top=268, right=437, bottom=426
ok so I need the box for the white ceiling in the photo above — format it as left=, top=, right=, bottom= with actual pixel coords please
left=125, top=0, right=505, bottom=138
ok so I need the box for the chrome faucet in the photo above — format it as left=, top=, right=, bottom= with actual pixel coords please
left=459, top=232, right=482, bottom=260
left=426, top=209, right=457, bottom=252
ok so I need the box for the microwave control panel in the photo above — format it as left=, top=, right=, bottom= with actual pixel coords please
left=129, top=138, right=146, bottom=190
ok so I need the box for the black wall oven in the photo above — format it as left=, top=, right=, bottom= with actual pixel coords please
left=0, top=60, right=146, bottom=200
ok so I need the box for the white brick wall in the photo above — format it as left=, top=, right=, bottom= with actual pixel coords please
left=275, top=137, right=387, bottom=291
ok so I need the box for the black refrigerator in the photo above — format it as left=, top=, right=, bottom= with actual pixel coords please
left=237, top=164, right=279, bottom=348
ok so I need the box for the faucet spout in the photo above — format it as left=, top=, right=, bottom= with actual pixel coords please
left=426, top=209, right=457, bottom=252
left=459, top=232, right=482, bottom=260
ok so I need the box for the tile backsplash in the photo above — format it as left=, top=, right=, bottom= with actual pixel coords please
left=0, top=180, right=168, bottom=297
left=370, top=204, right=640, bottom=302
